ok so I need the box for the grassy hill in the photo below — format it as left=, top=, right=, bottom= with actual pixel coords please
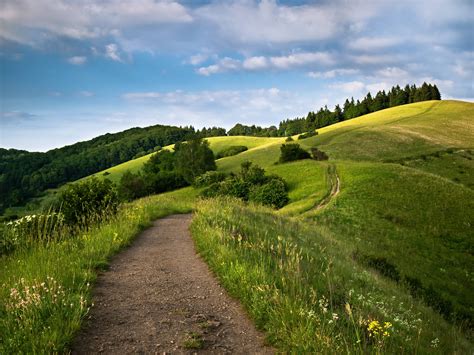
left=2, top=100, right=473, bottom=352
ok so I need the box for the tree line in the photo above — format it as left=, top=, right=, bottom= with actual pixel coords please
left=0, top=125, right=224, bottom=213
left=228, top=82, right=441, bottom=137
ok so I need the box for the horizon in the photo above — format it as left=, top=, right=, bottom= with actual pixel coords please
left=1, top=0, right=473, bottom=152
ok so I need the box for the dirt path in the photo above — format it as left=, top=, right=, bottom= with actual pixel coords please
left=314, top=164, right=340, bottom=211
left=72, top=214, right=273, bottom=354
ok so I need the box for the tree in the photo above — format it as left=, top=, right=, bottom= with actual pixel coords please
left=174, top=138, right=216, bottom=183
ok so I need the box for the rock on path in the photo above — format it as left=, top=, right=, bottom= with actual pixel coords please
left=72, top=214, right=273, bottom=354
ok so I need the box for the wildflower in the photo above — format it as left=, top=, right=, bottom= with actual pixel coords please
left=431, top=338, right=440, bottom=348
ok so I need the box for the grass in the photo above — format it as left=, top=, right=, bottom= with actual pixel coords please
left=0, top=187, right=197, bottom=353
left=191, top=197, right=471, bottom=353
left=2, top=100, right=473, bottom=352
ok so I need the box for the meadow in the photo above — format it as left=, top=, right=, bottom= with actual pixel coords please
left=1, top=100, right=473, bottom=353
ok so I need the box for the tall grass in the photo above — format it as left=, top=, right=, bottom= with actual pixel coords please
left=0, top=188, right=196, bottom=353
left=191, top=197, right=472, bottom=353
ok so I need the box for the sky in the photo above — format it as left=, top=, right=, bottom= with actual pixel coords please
left=0, top=0, right=473, bottom=152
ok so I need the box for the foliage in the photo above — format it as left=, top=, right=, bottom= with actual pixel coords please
left=279, top=144, right=311, bottom=163
left=118, top=170, right=148, bottom=201
left=201, top=162, right=289, bottom=209
left=193, top=171, right=227, bottom=188
left=249, top=179, right=289, bottom=208
left=215, top=145, right=248, bottom=159
left=0, top=125, right=198, bottom=213
left=310, top=147, right=329, bottom=161
left=58, top=177, right=119, bottom=226
left=297, top=131, right=318, bottom=140
left=175, top=138, right=217, bottom=184
left=285, top=136, right=294, bottom=142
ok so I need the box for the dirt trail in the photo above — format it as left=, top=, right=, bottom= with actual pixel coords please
left=72, top=214, right=273, bottom=354
left=314, top=165, right=340, bottom=211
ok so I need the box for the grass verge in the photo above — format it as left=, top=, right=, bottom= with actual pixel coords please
left=0, top=187, right=196, bottom=353
left=191, top=197, right=472, bottom=353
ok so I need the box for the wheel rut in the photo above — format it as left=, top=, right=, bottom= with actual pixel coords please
left=314, top=164, right=340, bottom=211
left=72, top=214, right=273, bottom=354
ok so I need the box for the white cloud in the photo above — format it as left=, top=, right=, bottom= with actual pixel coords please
left=197, top=57, right=240, bottom=76
left=349, top=36, right=401, bottom=51
left=352, top=54, right=394, bottom=65
left=330, top=81, right=366, bottom=93
left=196, top=51, right=333, bottom=75
left=196, top=0, right=378, bottom=45
left=188, top=53, right=208, bottom=66
left=270, top=52, right=333, bottom=69
left=67, top=56, right=87, bottom=65
left=0, top=0, right=192, bottom=45
left=308, top=68, right=359, bottom=79
left=243, top=56, right=268, bottom=70
left=376, top=67, right=409, bottom=78
left=105, top=43, right=122, bottom=62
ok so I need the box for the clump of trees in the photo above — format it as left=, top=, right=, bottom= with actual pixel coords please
left=298, top=131, right=318, bottom=140
left=279, top=144, right=311, bottom=163
left=215, top=145, right=248, bottom=159
left=200, top=162, right=289, bottom=209
left=118, top=138, right=216, bottom=201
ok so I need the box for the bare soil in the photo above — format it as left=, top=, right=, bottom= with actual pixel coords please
left=72, top=214, right=273, bottom=354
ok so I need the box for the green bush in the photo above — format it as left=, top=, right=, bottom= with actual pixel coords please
left=58, top=177, right=119, bottom=226
left=279, top=143, right=311, bottom=163
left=285, top=136, right=294, bottom=142
left=118, top=170, right=148, bottom=201
left=215, top=145, right=248, bottom=159
left=311, top=147, right=329, bottom=161
left=193, top=171, right=227, bottom=188
left=200, top=162, right=289, bottom=209
left=249, top=179, right=289, bottom=208
left=146, top=171, right=188, bottom=194
left=175, top=138, right=217, bottom=184
left=298, top=131, right=318, bottom=140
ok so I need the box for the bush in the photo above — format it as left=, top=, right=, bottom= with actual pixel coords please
left=200, top=162, right=289, bottom=209
left=193, top=171, right=227, bottom=188
left=58, top=177, right=119, bottom=226
left=298, top=131, right=318, bottom=140
left=285, top=136, right=294, bottom=142
left=146, top=171, right=188, bottom=194
left=118, top=170, right=148, bottom=201
left=279, top=144, right=311, bottom=163
left=311, top=147, right=329, bottom=161
left=249, top=179, right=289, bottom=208
left=215, top=145, right=248, bottom=159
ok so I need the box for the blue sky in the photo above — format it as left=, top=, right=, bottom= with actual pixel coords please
left=1, top=0, right=473, bottom=152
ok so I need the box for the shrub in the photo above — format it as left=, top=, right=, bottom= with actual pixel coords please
left=311, top=147, right=329, bottom=161
left=193, top=171, right=227, bottom=188
left=249, top=179, right=289, bottom=208
left=118, top=170, right=149, bottom=201
left=58, top=177, right=119, bottom=226
left=285, top=136, right=294, bottom=142
left=146, top=171, right=188, bottom=194
left=200, top=162, right=289, bottom=209
left=279, top=143, right=311, bottom=163
left=215, top=145, right=248, bottom=159
left=298, top=131, right=318, bottom=140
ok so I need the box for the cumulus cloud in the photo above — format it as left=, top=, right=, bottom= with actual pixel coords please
left=67, top=56, right=87, bottom=65
left=0, top=0, right=192, bottom=45
left=308, top=68, right=359, bottom=79
left=349, top=36, right=402, bottom=51
left=105, top=43, right=122, bottom=62
left=196, top=51, right=333, bottom=75
left=243, top=56, right=268, bottom=70
left=330, top=81, right=366, bottom=94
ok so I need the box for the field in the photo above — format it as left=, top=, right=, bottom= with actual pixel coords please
left=2, top=100, right=473, bottom=352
